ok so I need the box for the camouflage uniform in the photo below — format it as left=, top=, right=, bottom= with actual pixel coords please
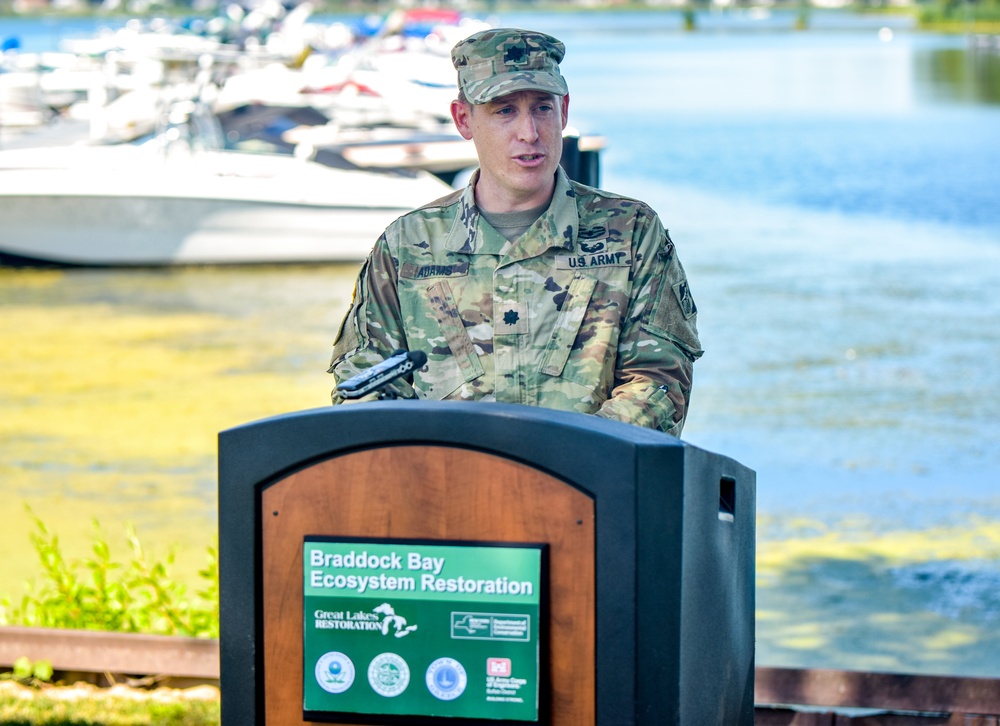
left=329, top=27, right=702, bottom=435
left=329, top=166, right=703, bottom=436
left=451, top=27, right=570, bottom=105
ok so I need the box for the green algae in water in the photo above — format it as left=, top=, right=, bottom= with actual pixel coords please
left=0, top=265, right=358, bottom=600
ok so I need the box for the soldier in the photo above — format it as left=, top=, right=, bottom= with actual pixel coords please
left=328, top=28, right=703, bottom=436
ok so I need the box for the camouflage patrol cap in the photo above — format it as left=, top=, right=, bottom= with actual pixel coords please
left=451, top=28, right=568, bottom=105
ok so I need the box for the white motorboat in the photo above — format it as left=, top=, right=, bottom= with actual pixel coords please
left=0, top=9, right=602, bottom=269
left=0, top=138, right=452, bottom=267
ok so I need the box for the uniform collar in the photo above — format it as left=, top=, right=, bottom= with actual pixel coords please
left=444, top=167, right=578, bottom=259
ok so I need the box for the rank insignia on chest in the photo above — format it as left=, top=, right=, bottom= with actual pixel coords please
left=495, top=301, right=528, bottom=335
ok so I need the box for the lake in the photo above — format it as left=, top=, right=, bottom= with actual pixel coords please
left=2, top=9, right=999, bottom=676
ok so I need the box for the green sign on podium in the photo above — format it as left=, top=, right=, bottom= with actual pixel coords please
left=219, top=402, right=756, bottom=725
left=303, top=538, right=546, bottom=722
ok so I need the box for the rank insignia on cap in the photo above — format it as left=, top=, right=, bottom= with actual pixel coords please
left=503, top=40, right=529, bottom=67
left=451, top=28, right=568, bottom=105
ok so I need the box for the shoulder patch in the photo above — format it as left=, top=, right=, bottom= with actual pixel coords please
left=672, top=281, right=698, bottom=319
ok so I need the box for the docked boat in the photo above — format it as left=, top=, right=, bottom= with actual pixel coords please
left=0, top=10, right=601, bottom=268
left=0, top=136, right=452, bottom=267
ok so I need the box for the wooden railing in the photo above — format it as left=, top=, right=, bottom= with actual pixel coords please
left=2, top=626, right=999, bottom=723
left=755, top=666, right=1000, bottom=725
left=0, top=625, right=218, bottom=685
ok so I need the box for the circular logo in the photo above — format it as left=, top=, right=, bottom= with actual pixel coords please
left=367, top=652, right=410, bottom=697
left=315, top=651, right=355, bottom=694
left=425, top=657, right=467, bottom=701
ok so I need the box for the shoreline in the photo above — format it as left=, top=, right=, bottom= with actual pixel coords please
left=2, top=636, right=999, bottom=721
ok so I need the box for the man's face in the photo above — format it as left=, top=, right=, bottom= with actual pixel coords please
left=451, top=90, right=570, bottom=213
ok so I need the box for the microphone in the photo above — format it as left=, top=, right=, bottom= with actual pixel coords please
left=335, top=349, right=427, bottom=400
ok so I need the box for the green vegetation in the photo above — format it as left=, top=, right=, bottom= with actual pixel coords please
left=0, top=517, right=221, bottom=723
left=915, top=0, right=1000, bottom=30
left=0, top=513, right=218, bottom=639
left=1, top=658, right=53, bottom=687
left=0, top=267, right=339, bottom=602
left=0, top=681, right=220, bottom=726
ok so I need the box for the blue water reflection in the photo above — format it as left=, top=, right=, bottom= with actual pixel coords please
left=2, top=10, right=999, bottom=675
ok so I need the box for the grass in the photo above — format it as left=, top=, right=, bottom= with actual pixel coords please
left=0, top=681, right=219, bottom=726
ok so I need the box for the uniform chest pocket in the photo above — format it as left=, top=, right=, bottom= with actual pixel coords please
left=539, top=274, right=599, bottom=378
left=419, top=280, right=486, bottom=397
left=540, top=273, right=628, bottom=394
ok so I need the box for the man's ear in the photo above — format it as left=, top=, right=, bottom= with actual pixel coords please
left=451, top=99, right=474, bottom=140
left=561, top=93, right=570, bottom=131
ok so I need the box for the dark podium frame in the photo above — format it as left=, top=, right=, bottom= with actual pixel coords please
left=218, top=401, right=755, bottom=725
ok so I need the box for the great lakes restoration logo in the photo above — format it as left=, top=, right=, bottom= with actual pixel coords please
left=314, top=652, right=355, bottom=694
left=374, top=602, right=418, bottom=638
left=425, top=657, right=467, bottom=701
left=313, top=602, right=418, bottom=638
left=368, top=653, right=410, bottom=697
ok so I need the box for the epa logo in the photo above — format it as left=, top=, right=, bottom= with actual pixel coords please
left=315, top=652, right=355, bottom=694
left=487, top=657, right=511, bottom=676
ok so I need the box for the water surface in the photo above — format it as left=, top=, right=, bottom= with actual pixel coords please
left=2, top=11, right=999, bottom=675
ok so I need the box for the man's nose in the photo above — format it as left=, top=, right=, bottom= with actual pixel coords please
left=517, top=113, right=539, bottom=142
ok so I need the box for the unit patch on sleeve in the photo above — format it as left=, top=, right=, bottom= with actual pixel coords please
left=672, top=281, right=698, bottom=319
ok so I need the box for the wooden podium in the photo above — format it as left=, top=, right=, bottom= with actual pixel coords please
left=218, top=401, right=755, bottom=725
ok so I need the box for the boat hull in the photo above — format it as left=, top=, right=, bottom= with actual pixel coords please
left=0, top=194, right=408, bottom=266
left=0, top=145, right=451, bottom=266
